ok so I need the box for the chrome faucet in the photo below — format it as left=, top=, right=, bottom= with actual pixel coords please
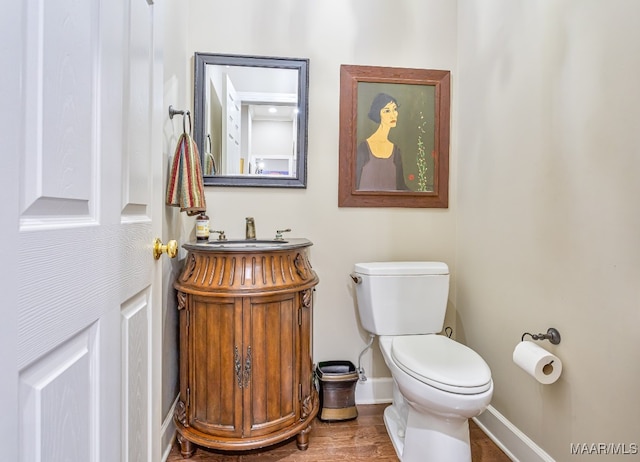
left=245, top=217, right=256, bottom=240
left=211, top=230, right=227, bottom=241
left=275, top=228, right=291, bottom=241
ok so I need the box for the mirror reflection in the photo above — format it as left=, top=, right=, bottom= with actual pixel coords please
left=194, top=53, right=309, bottom=187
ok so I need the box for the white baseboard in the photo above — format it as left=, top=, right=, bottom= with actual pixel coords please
left=354, top=376, right=393, bottom=404
left=160, top=396, right=179, bottom=462
left=473, top=405, right=555, bottom=462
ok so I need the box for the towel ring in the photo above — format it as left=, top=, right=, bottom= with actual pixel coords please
left=183, top=112, right=191, bottom=135
left=168, top=105, right=192, bottom=135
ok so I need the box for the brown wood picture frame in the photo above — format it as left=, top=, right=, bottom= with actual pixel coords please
left=338, top=65, right=450, bottom=208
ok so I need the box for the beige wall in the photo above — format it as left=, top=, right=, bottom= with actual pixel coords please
left=162, top=1, right=195, bottom=416
left=163, top=0, right=640, bottom=459
left=161, top=2, right=182, bottom=417
left=182, top=0, right=459, bottom=378
left=456, top=1, right=640, bottom=460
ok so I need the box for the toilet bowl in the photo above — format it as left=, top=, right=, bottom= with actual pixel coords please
left=379, top=336, right=493, bottom=462
left=351, top=261, right=493, bottom=462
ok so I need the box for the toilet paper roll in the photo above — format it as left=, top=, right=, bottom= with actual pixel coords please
left=512, top=341, right=562, bottom=384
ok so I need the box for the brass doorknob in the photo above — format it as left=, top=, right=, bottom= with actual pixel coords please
left=153, top=238, right=178, bottom=260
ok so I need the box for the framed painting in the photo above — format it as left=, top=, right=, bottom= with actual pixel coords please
left=338, top=65, right=450, bottom=208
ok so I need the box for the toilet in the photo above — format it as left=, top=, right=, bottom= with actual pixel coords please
left=352, top=261, right=493, bottom=462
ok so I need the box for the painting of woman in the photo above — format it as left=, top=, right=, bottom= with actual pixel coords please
left=355, top=93, right=408, bottom=191
left=339, top=65, right=450, bottom=207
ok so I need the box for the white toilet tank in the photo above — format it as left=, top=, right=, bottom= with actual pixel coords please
left=353, top=262, right=450, bottom=336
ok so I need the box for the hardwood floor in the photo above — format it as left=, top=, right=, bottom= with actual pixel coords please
left=166, top=404, right=511, bottom=461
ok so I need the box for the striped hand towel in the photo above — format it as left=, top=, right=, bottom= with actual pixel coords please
left=204, top=133, right=216, bottom=175
left=166, top=132, right=207, bottom=216
left=204, top=152, right=216, bottom=175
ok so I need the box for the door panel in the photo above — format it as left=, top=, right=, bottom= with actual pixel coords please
left=190, top=298, right=243, bottom=437
left=19, top=326, right=97, bottom=461
left=122, top=290, right=151, bottom=462
left=122, top=0, right=153, bottom=217
left=21, top=0, right=96, bottom=220
left=244, top=294, right=299, bottom=436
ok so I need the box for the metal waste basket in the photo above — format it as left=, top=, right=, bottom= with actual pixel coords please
left=316, top=360, right=359, bottom=421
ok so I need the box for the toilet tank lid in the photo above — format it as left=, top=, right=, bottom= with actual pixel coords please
left=354, top=261, right=449, bottom=276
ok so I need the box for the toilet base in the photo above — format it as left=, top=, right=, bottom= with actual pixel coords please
left=383, top=402, right=472, bottom=462
left=383, top=405, right=406, bottom=459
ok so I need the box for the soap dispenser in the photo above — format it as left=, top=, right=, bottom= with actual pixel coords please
left=196, top=212, right=210, bottom=241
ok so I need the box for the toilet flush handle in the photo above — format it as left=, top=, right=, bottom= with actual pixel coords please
left=350, top=273, right=362, bottom=284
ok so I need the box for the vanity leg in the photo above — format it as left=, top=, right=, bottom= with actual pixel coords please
left=296, top=426, right=311, bottom=450
left=178, top=434, right=196, bottom=458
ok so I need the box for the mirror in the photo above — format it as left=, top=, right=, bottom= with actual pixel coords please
left=194, top=53, right=309, bottom=188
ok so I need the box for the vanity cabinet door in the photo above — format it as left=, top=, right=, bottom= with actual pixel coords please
left=189, top=296, right=244, bottom=438
left=242, top=292, right=300, bottom=437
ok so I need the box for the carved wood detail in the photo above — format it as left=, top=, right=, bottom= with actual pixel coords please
left=176, top=291, right=187, bottom=310
left=174, top=400, right=187, bottom=426
left=179, top=253, right=197, bottom=282
left=173, top=240, right=319, bottom=455
left=302, top=288, right=313, bottom=309
left=175, top=244, right=317, bottom=294
left=301, top=393, right=314, bottom=420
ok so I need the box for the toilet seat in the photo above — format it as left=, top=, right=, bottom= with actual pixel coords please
left=391, top=335, right=492, bottom=395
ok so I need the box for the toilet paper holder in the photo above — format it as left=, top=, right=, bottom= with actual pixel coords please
left=521, top=327, right=561, bottom=345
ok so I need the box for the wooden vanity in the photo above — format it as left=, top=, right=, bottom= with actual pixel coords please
left=173, top=239, right=319, bottom=457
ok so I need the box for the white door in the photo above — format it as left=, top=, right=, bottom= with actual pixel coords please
left=5, top=1, right=163, bottom=461
left=222, top=75, right=242, bottom=174
left=0, top=2, right=22, bottom=461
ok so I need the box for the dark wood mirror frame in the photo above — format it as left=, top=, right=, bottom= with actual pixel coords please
left=194, top=53, right=309, bottom=188
left=338, top=65, right=450, bottom=208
